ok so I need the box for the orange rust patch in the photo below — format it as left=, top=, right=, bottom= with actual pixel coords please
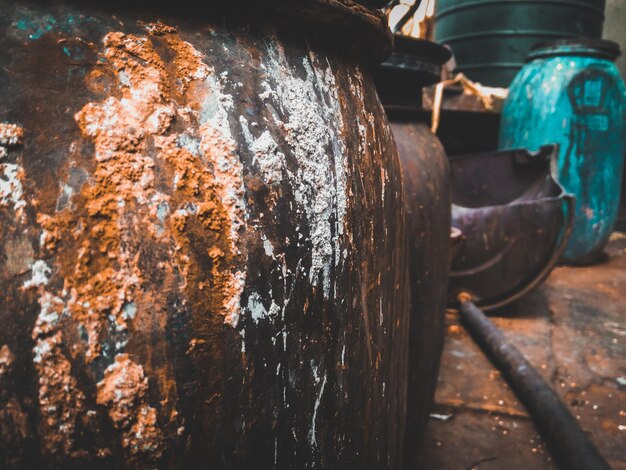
left=31, top=23, right=247, bottom=460
left=31, top=291, right=88, bottom=458
left=0, top=345, right=15, bottom=378
left=139, top=20, right=178, bottom=36
left=0, top=123, right=24, bottom=147
left=162, top=34, right=210, bottom=94
left=32, top=329, right=87, bottom=457
left=97, top=354, right=163, bottom=459
left=153, top=134, right=245, bottom=324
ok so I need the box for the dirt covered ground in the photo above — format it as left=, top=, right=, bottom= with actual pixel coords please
left=417, top=232, right=626, bottom=469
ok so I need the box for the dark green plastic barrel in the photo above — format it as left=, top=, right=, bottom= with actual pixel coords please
left=435, top=0, right=606, bottom=87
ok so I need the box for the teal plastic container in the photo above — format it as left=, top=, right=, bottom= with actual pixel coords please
left=499, top=39, right=626, bottom=264
left=434, top=0, right=606, bottom=87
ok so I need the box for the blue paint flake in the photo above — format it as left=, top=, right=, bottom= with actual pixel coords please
left=13, top=14, right=93, bottom=41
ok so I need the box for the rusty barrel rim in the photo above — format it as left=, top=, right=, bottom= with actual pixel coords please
left=250, top=0, right=399, bottom=63
left=117, top=0, right=394, bottom=64
left=385, top=35, right=452, bottom=76
left=271, top=0, right=393, bottom=64
left=374, top=35, right=451, bottom=110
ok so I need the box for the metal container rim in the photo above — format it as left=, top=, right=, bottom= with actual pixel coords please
left=526, top=38, right=621, bottom=62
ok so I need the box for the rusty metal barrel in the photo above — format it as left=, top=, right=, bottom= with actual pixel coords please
left=0, top=2, right=411, bottom=468
left=373, top=35, right=452, bottom=468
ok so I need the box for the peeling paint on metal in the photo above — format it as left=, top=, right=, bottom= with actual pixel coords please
left=23, top=260, right=52, bottom=288
left=96, top=353, right=163, bottom=459
left=0, top=123, right=26, bottom=216
left=0, top=5, right=411, bottom=466
left=25, top=22, right=252, bottom=460
left=262, top=40, right=349, bottom=298
left=309, top=362, right=327, bottom=448
left=239, top=115, right=286, bottom=186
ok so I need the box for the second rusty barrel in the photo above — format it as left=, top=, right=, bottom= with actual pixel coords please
left=0, top=1, right=411, bottom=468
left=374, top=35, right=452, bottom=468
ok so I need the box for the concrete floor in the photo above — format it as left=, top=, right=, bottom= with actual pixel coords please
left=417, top=232, right=626, bottom=469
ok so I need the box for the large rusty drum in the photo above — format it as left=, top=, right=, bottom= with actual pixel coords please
left=0, top=2, right=410, bottom=468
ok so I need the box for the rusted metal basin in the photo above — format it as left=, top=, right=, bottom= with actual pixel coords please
left=448, top=146, right=574, bottom=310
left=0, top=2, right=410, bottom=468
left=374, top=35, right=452, bottom=467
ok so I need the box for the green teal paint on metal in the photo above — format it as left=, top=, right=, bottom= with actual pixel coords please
left=434, top=0, right=606, bottom=87
left=12, top=13, right=91, bottom=41
left=499, top=39, right=626, bottom=264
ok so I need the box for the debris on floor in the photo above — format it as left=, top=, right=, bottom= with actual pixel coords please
left=417, top=232, right=626, bottom=469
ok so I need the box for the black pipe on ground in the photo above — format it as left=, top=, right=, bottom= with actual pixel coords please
left=457, top=295, right=611, bottom=470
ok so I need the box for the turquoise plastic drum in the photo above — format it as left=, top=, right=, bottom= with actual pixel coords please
left=499, top=39, right=626, bottom=264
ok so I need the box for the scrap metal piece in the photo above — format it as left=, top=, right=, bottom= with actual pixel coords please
left=448, top=146, right=574, bottom=310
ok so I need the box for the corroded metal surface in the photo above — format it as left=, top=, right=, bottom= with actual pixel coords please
left=391, top=121, right=450, bottom=468
left=0, top=2, right=409, bottom=468
left=448, top=147, right=574, bottom=310
left=374, top=35, right=452, bottom=466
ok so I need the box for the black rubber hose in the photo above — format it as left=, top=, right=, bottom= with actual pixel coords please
left=458, top=297, right=611, bottom=470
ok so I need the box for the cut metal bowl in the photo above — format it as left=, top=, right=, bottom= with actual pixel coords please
left=448, top=145, right=574, bottom=310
